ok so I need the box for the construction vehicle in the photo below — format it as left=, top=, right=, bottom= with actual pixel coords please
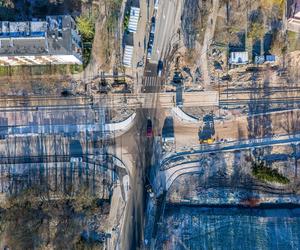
left=200, top=138, right=215, bottom=144
left=199, top=114, right=215, bottom=144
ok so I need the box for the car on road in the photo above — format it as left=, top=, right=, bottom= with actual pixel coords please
left=157, top=60, right=163, bottom=77
left=147, top=46, right=152, bottom=60
left=146, top=118, right=153, bottom=137
left=149, top=33, right=154, bottom=45
left=154, top=0, right=159, bottom=10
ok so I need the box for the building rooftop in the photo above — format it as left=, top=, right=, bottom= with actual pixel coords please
left=128, top=7, right=140, bottom=33
left=229, top=51, right=249, bottom=65
left=0, top=15, right=81, bottom=59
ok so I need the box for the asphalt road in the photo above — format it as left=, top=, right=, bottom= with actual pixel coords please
left=150, top=0, right=182, bottom=62
left=119, top=2, right=184, bottom=244
left=120, top=76, right=161, bottom=249
left=142, top=62, right=161, bottom=93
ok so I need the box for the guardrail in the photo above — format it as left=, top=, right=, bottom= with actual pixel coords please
left=171, top=107, right=199, bottom=123
left=104, top=113, right=136, bottom=132
left=160, top=133, right=300, bottom=170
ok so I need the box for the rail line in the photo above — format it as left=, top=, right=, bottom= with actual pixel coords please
left=0, top=153, right=114, bottom=167
left=220, top=96, right=300, bottom=106
left=221, top=86, right=300, bottom=95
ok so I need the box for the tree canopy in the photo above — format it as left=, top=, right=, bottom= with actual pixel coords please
left=76, top=15, right=95, bottom=40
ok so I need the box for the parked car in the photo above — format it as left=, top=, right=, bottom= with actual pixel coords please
left=137, top=60, right=144, bottom=67
left=147, top=46, right=152, bottom=60
left=150, top=17, right=156, bottom=34
left=146, top=118, right=153, bottom=137
left=149, top=33, right=154, bottom=45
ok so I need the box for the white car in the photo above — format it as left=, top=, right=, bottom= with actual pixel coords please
left=154, top=0, right=159, bottom=10
left=147, top=47, right=152, bottom=60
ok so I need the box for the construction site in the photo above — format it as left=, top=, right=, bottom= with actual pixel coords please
left=0, top=0, right=300, bottom=249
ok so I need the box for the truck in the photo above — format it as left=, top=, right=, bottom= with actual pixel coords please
left=162, top=116, right=174, bottom=143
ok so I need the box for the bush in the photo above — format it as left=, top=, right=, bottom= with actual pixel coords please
left=252, top=161, right=290, bottom=184
left=76, top=15, right=95, bottom=40
left=123, top=11, right=130, bottom=32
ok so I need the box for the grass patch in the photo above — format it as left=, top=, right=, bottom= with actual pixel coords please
left=100, top=0, right=122, bottom=65
left=287, top=31, right=300, bottom=52
left=76, top=14, right=96, bottom=67
left=0, top=64, right=83, bottom=77
left=252, top=161, right=290, bottom=184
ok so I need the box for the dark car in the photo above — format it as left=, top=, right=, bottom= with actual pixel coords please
left=150, top=17, right=156, bottom=34
left=146, top=118, right=153, bottom=137
left=149, top=33, right=154, bottom=45
left=145, top=184, right=154, bottom=198
left=157, top=60, right=163, bottom=77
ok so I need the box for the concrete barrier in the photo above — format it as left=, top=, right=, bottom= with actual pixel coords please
left=171, top=107, right=199, bottom=123
left=163, top=162, right=203, bottom=190
left=104, top=112, right=136, bottom=132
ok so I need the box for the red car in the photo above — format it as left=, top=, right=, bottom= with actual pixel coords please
left=146, top=119, right=153, bottom=137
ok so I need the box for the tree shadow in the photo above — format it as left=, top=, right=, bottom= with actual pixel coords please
left=0, top=0, right=81, bottom=21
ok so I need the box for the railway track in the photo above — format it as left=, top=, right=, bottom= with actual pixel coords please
left=0, top=153, right=114, bottom=167
left=220, top=96, right=300, bottom=106
left=221, top=86, right=300, bottom=95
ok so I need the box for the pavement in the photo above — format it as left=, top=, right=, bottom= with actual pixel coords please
left=117, top=61, right=163, bottom=248
left=106, top=183, right=126, bottom=249
left=131, top=0, right=149, bottom=69
left=142, top=62, right=161, bottom=93
left=150, top=0, right=183, bottom=62
left=118, top=109, right=152, bottom=250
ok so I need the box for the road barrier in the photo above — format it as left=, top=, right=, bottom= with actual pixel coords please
left=104, top=112, right=136, bottom=132
left=171, top=107, right=199, bottom=123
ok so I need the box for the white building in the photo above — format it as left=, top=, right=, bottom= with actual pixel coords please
left=128, top=7, right=140, bottom=33
left=0, top=15, right=82, bottom=66
left=229, top=52, right=249, bottom=65
left=123, top=45, right=134, bottom=67
left=123, top=6, right=140, bottom=67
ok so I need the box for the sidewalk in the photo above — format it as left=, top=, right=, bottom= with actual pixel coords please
left=130, top=0, right=151, bottom=94
left=106, top=183, right=126, bottom=249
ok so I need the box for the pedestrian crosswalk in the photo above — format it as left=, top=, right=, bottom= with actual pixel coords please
left=143, top=76, right=159, bottom=86
left=142, top=76, right=161, bottom=92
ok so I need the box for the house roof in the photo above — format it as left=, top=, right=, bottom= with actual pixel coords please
left=123, top=45, right=133, bottom=66
left=0, top=16, right=81, bottom=58
left=128, top=7, right=140, bottom=33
